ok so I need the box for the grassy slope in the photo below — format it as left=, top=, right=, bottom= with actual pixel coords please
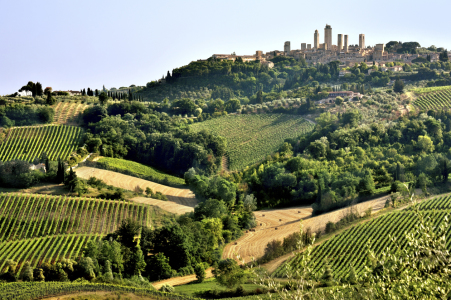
left=97, top=157, right=186, bottom=187
left=174, top=279, right=260, bottom=296
left=190, top=114, right=314, bottom=171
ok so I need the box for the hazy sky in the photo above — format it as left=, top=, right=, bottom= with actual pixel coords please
left=1, top=0, right=450, bottom=95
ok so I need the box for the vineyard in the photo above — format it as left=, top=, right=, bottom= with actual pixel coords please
left=52, top=101, right=91, bottom=125
left=0, top=125, right=82, bottom=162
left=0, top=281, right=198, bottom=300
left=275, top=195, right=451, bottom=279
left=414, top=86, right=451, bottom=110
left=190, top=114, right=314, bottom=170
left=0, top=193, right=167, bottom=276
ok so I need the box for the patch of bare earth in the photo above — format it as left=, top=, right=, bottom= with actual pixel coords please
left=152, top=268, right=214, bottom=289
left=222, top=196, right=388, bottom=264
left=75, top=167, right=197, bottom=208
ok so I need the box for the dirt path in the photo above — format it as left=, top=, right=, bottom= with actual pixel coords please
left=152, top=268, right=214, bottom=289
left=221, top=156, right=229, bottom=172
left=75, top=167, right=197, bottom=207
left=222, top=196, right=388, bottom=264
left=44, top=291, right=156, bottom=299
left=131, top=197, right=194, bottom=215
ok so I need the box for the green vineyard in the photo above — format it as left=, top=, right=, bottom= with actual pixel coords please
left=0, top=125, right=82, bottom=162
left=414, top=86, right=451, bottom=110
left=0, top=281, right=196, bottom=300
left=0, top=193, right=161, bottom=276
left=275, top=194, right=451, bottom=279
left=190, top=114, right=314, bottom=170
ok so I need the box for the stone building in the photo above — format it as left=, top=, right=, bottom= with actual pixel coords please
left=314, top=30, right=319, bottom=49
left=324, top=24, right=332, bottom=50
left=359, top=34, right=365, bottom=49
left=337, top=34, right=343, bottom=51
left=284, top=41, right=291, bottom=55
left=344, top=35, right=349, bottom=52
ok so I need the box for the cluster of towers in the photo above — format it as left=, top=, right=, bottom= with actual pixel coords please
left=284, top=24, right=366, bottom=54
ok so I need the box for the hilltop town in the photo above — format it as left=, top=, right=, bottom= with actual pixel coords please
left=207, top=24, right=449, bottom=71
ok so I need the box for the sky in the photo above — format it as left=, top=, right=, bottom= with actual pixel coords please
left=1, top=0, right=450, bottom=95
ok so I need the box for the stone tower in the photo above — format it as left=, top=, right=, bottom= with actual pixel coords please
left=324, top=24, right=332, bottom=50
left=301, top=43, right=306, bottom=51
left=314, top=30, right=319, bottom=49
left=344, top=35, right=349, bottom=52
left=359, top=34, right=365, bottom=49
left=337, top=34, right=343, bottom=51
left=284, top=41, right=291, bottom=54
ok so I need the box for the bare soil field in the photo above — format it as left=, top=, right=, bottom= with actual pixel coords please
left=45, top=291, right=157, bottom=300
left=75, top=167, right=197, bottom=206
left=152, top=268, right=214, bottom=289
left=222, top=196, right=388, bottom=263
left=132, top=197, right=194, bottom=215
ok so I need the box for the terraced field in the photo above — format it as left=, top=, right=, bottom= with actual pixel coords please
left=275, top=194, right=451, bottom=279
left=0, top=193, right=165, bottom=276
left=0, top=125, right=82, bottom=161
left=190, top=114, right=314, bottom=171
left=53, top=101, right=91, bottom=125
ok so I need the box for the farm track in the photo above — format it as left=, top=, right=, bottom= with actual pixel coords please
left=74, top=167, right=198, bottom=207
left=222, top=196, right=388, bottom=264
left=152, top=268, right=214, bottom=289
left=131, top=197, right=194, bottom=215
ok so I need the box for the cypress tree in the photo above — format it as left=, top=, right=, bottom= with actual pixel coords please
left=45, top=158, right=50, bottom=173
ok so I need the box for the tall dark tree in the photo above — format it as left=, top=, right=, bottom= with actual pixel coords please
left=441, top=159, right=449, bottom=182
left=166, top=71, right=172, bottom=84
left=35, top=82, right=43, bottom=96
left=439, top=51, right=449, bottom=62
left=393, top=77, right=404, bottom=93
left=98, top=92, right=108, bottom=106
left=256, top=90, right=263, bottom=104
left=44, top=157, right=50, bottom=174
left=46, top=92, right=56, bottom=105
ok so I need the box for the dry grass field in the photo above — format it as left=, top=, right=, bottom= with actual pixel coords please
left=131, top=197, right=194, bottom=215
left=152, top=268, right=214, bottom=289
left=53, top=102, right=90, bottom=125
left=222, top=196, right=388, bottom=263
left=75, top=167, right=197, bottom=206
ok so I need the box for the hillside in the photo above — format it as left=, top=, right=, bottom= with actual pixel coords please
left=96, top=157, right=186, bottom=187
left=0, top=125, right=82, bottom=162
left=52, top=101, right=91, bottom=125
left=275, top=194, right=451, bottom=279
left=74, top=167, right=197, bottom=206
left=413, top=85, right=451, bottom=110
left=0, top=193, right=170, bottom=276
left=190, top=114, right=314, bottom=170
left=223, top=196, right=387, bottom=264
